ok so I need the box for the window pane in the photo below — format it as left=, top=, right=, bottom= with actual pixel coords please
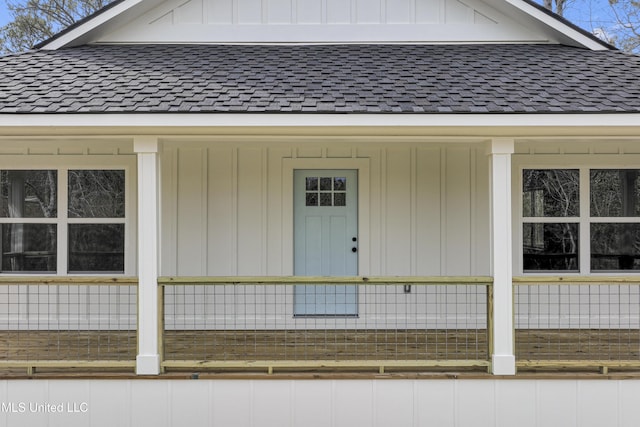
left=306, top=193, right=318, bottom=206
left=523, top=223, right=579, bottom=271
left=1, top=224, right=56, bottom=273
left=522, top=169, right=579, bottom=217
left=320, top=177, right=332, bottom=191
left=68, top=224, right=124, bottom=273
left=305, top=177, right=318, bottom=191
left=68, top=170, right=125, bottom=218
left=591, top=223, right=640, bottom=270
left=0, top=170, right=57, bottom=218
left=320, top=192, right=332, bottom=206
left=591, top=170, right=640, bottom=217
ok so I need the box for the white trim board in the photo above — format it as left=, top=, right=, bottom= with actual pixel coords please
left=1, top=114, right=640, bottom=130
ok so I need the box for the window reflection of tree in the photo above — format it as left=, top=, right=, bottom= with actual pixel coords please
left=68, top=170, right=124, bottom=218
left=523, top=169, right=579, bottom=217
left=0, top=170, right=125, bottom=273
left=523, top=223, right=578, bottom=271
left=1, top=171, right=57, bottom=272
left=67, top=170, right=125, bottom=273
left=591, top=170, right=640, bottom=270
left=523, top=169, right=579, bottom=272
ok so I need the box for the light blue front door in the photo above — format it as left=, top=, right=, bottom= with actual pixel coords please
left=294, top=170, right=358, bottom=316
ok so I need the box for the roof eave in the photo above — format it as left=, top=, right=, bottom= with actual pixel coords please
left=36, top=0, right=146, bottom=50
left=502, top=0, right=615, bottom=50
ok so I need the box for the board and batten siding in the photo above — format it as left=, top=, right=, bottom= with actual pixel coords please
left=2, top=379, right=640, bottom=427
left=159, top=142, right=490, bottom=277
left=162, top=0, right=491, bottom=25
left=95, top=0, right=548, bottom=45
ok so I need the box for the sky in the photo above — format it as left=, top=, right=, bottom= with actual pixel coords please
left=0, top=2, right=10, bottom=27
left=0, top=0, right=621, bottom=36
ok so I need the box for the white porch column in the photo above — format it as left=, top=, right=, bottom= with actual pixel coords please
left=487, top=138, right=516, bottom=375
left=134, top=136, right=160, bottom=375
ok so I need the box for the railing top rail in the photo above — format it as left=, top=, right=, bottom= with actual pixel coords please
left=513, top=276, right=640, bottom=285
left=0, top=276, right=138, bottom=285
left=158, top=276, right=493, bottom=285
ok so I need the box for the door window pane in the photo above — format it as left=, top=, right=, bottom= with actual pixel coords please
left=68, top=224, right=124, bottom=273
left=305, top=176, right=348, bottom=207
left=523, top=169, right=579, bottom=217
left=591, top=170, right=640, bottom=217
left=320, top=193, right=332, bottom=206
left=306, top=193, right=318, bottom=206
left=305, top=177, right=318, bottom=191
left=591, top=223, right=640, bottom=270
left=523, top=223, right=579, bottom=271
left=1, top=224, right=57, bottom=272
left=320, top=177, right=332, bottom=191
left=0, top=170, right=57, bottom=218
left=68, top=170, right=125, bottom=218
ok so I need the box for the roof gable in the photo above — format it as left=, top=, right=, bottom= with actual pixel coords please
left=39, top=0, right=611, bottom=49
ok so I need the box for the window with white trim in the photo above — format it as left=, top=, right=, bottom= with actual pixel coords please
left=522, top=168, right=640, bottom=273
left=0, top=168, right=127, bottom=274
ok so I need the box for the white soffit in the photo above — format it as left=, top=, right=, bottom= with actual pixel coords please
left=40, top=0, right=608, bottom=49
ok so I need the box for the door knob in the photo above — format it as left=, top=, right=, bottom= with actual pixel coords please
left=352, top=247, right=357, bottom=253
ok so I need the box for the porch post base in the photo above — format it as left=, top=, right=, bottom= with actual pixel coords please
left=136, top=354, right=160, bottom=375
left=491, top=354, right=516, bottom=375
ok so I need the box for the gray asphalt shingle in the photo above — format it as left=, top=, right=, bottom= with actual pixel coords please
left=0, top=43, right=639, bottom=114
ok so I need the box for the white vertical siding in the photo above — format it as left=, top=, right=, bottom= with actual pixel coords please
left=207, top=147, right=235, bottom=276
left=176, top=148, right=207, bottom=275
left=416, top=147, right=442, bottom=275
left=211, top=380, right=252, bottom=425
left=237, top=148, right=265, bottom=275
left=385, top=147, right=413, bottom=274
left=154, top=0, right=483, bottom=25
left=93, top=0, right=555, bottom=43
left=445, top=147, right=472, bottom=275
left=160, top=142, right=490, bottom=276
left=293, top=381, right=333, bottom=427
left=2, top=379, right=640, bottom=427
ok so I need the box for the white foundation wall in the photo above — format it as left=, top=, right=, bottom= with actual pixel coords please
left=1, top=379, right=640, bottom=427
left=159, top=142, right=491, bottom=277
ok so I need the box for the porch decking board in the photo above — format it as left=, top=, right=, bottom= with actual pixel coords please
left=162, top=329, right=489, bottom=362
left=0, top=330, right=137, bottom=361
left=1, top=329, right=638, bottom=372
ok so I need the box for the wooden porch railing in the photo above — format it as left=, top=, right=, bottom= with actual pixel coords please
left=1, top=275, right=639, bottom=375
left=513, top=276, right=640, bottom=374
left=158, top=276, right=493, bottom=374
left=0, top=277, right=138, bottom=375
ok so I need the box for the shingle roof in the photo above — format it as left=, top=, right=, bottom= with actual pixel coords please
left=1, top=44, right=639, bottom=114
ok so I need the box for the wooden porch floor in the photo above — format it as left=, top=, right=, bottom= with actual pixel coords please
left=163, top=329, right=489, bottom=362
left=0, top=329, right=638, bottom=368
